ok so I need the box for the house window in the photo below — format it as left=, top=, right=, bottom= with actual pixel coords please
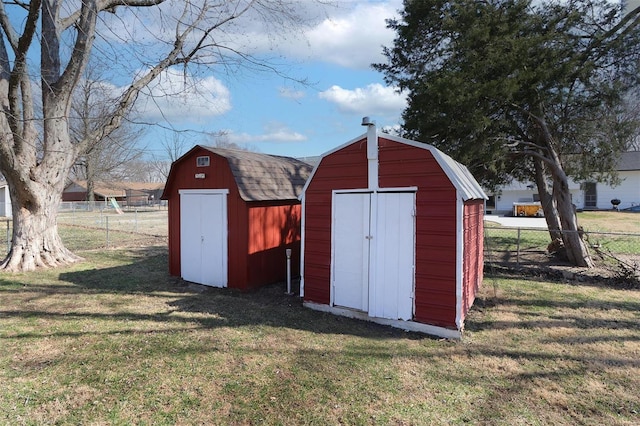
left=486, top=195, right=496, bottom=209
left=196, top=156, right=210, bottom=167
left=584, top=182, right=597, bottom=208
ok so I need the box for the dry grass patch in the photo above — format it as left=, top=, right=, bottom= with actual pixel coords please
left=578, top=211, right=640, bottom=233
left=1, top=247, right=639, bottom=424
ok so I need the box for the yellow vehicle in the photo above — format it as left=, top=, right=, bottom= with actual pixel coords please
left=513, top=202, right=544, bottom=217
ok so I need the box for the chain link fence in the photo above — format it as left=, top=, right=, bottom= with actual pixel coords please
left=0, top=205, right=168, bottom=255
left=2, top=208, right=638, bottom=269
left=484, top=226, right=640, bottom=266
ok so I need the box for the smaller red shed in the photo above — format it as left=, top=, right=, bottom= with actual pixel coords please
left=300, top=120, right=487, bottom=339
left=162, top=146, right=312, bottom=291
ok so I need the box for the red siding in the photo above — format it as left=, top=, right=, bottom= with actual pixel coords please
left=246, top=202, right=302, bottom=290
left=303, top=137, right=464, bottom=329
left=164, top=146, right=303, bottom=291
left=164, top=147, right=248, bottom=288
left=378, top=138, right=459, bottom=329
left=461, top=199, right=484, bottom=323
left=303, top=141, right=368, bottom=304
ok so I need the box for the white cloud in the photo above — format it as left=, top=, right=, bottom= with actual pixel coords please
left=278, top=86, right=306, bottom=100
left=134, top=69, right=232, bottom=123
left=94, top=1, right=402, bottom=75
left=226, top=122, right=307, bottom=144
left=319, top=83, right=407, bottom=117
left=300, top=1, right=401, bottom=69
left=192, top=1, right=402, bottom=70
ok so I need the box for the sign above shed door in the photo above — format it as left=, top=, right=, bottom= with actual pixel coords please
left=331, top=191, right=415, bottom=321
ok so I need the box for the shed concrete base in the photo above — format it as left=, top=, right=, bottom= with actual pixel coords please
left=303, top=301, right=462, bottom=339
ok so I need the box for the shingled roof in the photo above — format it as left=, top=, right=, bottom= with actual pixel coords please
left=617, top=151, right=640, bottom=171
left=200, top=146, right=313, bottom=202
left=65, top=180, right=164, bottom=198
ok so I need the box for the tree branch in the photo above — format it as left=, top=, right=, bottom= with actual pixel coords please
left=573, top=5, right=640, bottom=74
left=53, top=0, right=98, bottom=95
left=0, top=1, right=18, bottom=51
left=75, top=1, right=204, bottom=154
left=60, top=0, right=166, bottom=31
left=0, top=0, right=40, bottom=168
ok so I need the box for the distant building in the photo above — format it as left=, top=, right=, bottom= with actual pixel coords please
left=62, top=180, right=165, bottom=206
left=0, top=181, right=11, bottom=217
left=486, top=151, right=640, bottom=214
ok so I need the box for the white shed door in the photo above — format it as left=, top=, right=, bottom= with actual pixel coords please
left=180, top=190, right=228, bottom=287
left=332, top=193, right=371, bottom=311
left=369, top=192, right=415, bottom=321
left=332, top=191, right=415, bottom=320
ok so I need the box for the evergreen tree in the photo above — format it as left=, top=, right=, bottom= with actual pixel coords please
left=375, top=0, right=640, bottom=267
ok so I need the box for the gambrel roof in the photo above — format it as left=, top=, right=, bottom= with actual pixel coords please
left=301, top=133, right=487, bottom=201
left=187, top=146, right=312, bottom=202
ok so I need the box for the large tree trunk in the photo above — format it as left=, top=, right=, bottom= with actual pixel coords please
left=0, top=109, right=83, bottom=271
left=552, top=173, right=594, bottom=267
left=531, top=112, right=594, bottom=268
left=533, top=156, right=562, bottom=241
left=1, top=177, right=82, bottom=272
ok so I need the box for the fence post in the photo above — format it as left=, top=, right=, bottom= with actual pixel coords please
left=6, top=220, right=9, bottom=254
left=516, top=228, right=521, bottom=265
left=106, top=216, right=110, bottom=248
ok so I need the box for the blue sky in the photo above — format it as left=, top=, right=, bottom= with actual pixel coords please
left=8, top=0, right=640, bottom=163
left=122, top=0, right=407, bottom=160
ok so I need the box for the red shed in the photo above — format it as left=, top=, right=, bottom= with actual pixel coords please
left=162, top=146, right=312, bottom=291
left=300, top=121, right=487, bottom=338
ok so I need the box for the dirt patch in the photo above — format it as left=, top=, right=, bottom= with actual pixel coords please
left=486, top=250, right=640, bottom=289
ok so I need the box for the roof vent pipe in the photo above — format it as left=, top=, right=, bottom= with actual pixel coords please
left=362, top=116, right=378, bottom=190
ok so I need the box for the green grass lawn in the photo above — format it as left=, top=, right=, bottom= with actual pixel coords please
left=1, top=247, right=639, bottom=425
left=485, top=211, right=640, bottom=256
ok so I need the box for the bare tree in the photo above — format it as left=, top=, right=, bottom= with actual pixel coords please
left=69, top=67, right=146, bottom=201
left=209, top=131, right=257, bottom=152
left=623, top=88, right=640, bottom=151
left=149, top=133, right=194, bottom=181
left=0, top=0, right=318, bottom=271
left=150, top=130, right=236, bottom=181
left=116, top=159, right=158, bottom=183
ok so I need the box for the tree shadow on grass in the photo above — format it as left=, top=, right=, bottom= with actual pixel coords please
left=52, top=247, right=431, bottom=341
left=59, top=246, right=183, bottom=294
left=6, top=249, right=640, bottom=424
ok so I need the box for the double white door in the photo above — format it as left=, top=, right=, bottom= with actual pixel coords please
left=180, top=189, right=228, bottom=287
left=332, top=191, right=415, bottom=321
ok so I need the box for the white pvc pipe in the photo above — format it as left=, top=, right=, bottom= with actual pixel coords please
left=285, top=248, right=293, bottom=295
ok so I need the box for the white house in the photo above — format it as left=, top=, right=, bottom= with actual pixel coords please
left=589, top=151, right=640, bottom=211
left=0, top=181, right=11, bottom=218
left=487, top=151, right=640, bottom=214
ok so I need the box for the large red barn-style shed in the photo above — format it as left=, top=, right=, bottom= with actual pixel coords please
left=300, top=120, right=487, bottom=338
left=162, top=146, right=312, bottom=291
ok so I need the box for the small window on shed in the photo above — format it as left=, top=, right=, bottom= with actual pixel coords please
left=196, top=156, right=210, bottom=167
